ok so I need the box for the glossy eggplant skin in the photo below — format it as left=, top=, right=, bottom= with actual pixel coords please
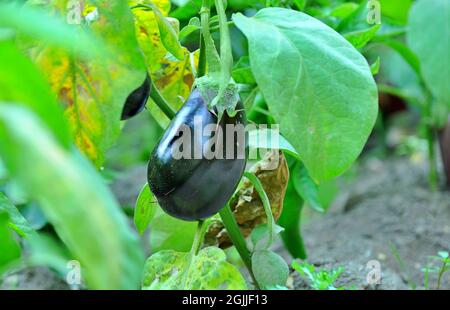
left=148, top=88, right=247, bottom=221
left=121, top=74, right=151, bottom=120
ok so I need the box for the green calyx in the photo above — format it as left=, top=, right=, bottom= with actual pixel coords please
left=194, top=76, right=240, bottom=119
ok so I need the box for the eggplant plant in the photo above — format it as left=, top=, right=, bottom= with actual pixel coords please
left=363, top=0, right=450, bottom=189
left=0, top=0, right=381, bottom=290
left=130, top=0, right=377, bottom=289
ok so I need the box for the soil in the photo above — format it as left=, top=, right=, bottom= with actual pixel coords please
left=290, top=157, right=450, bottom=290
left=2, top=156, right=449, bottom=290
left=1, top=267, right=69, bottom=290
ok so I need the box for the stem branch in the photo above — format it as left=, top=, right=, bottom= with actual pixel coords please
left=219, top=205, right=260, bottom=289
left=424, top=92, right=438, bottom=191
left=149, top=78, right=176, bottom=119
left=198, top=34, right=206, bottom=78
left=190, top=220, right=207, bottom=255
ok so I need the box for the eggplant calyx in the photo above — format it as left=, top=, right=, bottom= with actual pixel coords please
left=194, top=76, right=240, bottom=120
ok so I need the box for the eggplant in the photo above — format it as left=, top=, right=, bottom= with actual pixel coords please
left=147, top=88, right=247, bottom=221
left=121, top=74, right=151, bottom=120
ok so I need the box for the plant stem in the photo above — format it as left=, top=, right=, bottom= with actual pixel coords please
left=219, top=205, right=260, bottom=289
left=424, top=95, right=438, bottom=191
left=436, top=259, right=448, bottom=289
left=278, top=196, right=307, bottom=260
left=190, top=220, right=207, bottom=255
left=438, top=118, right=450, bottom=188
left=244, top=172, right=274, bottom=248
left=426, top=127, right=438, bottom=191
left=149, top=78, right=176, bottom=119
left=200, top=0, right=220, bottom=74
left=198, top=34, right=206, bottom=78
left=214, top=0, right=233, bottom=86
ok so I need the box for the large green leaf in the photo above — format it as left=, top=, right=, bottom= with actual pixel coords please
left=142, top=247, right=247, bottom=289
left=0, top=104, right=144, bottom=289
left=407, top=0, right=450, bottom=105
left=233, top=8, right=378, bottom=182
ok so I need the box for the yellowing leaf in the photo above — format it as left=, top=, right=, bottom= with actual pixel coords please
left=149, top=2, right=184, bottom=60
left=132, top=6, right=168, bottom=72
left=131, top=0, right=197, bottom=128
left=149, top=50, right=198, bottom=127
left=31, top=0, right=147, bottom=166
left=142, top=247, right=247, bottom=290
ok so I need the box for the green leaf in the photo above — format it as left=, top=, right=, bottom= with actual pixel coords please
left=293, top=0, right=307, bottom=12
left=407, top=0, right=450, bottom=104
left=292, top=163, right=324, bottom=213
left=344, top=24, right=380, bottom=49
left=241, top=86, right=258, bottom=112
left=250, top=223, right=284, bottom=251
left=370, top=57, right=381, bottom=76
left=330, top=2, right=359, bottom=19
left=0, top=104, right=144, bottom=289
left=292, top=260, right=347, bottom=290
left=232, top=56, right=256, bottom=85
left=150, top=206, right=197, bottom=252
left=179, top=16, right=201, bottom=40
left=438, top=251, right=449, bottom=259
left=134, top=183, right=157, bottom=235
left=0, top=40, right=71, bottom=147
left=170, top=0, right=202, bottom=21
left=0, top=211, right=21, bottom=271
left=251, top=250, right=289, bottom=289
left=146, top=2, right=185, bottom=60
left=379, top=0, right=412, bottom=24
left=247, top=128, right=301, bottom=160
left=32, top=0, right=147, bottom=166
left=336, top=0, right=370, bottom=33
left=0, top=192, right=35, bottom=238
left=233, top=8, right=378, bottom=182
left=142, top=247, right=247, bottom=289
left=381, top=40, right=421, bottom=76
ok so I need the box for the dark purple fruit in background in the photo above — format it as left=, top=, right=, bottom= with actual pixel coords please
left=147, top=88, right=247, bottom=221
left=121, top=74, right=151, bottom=120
